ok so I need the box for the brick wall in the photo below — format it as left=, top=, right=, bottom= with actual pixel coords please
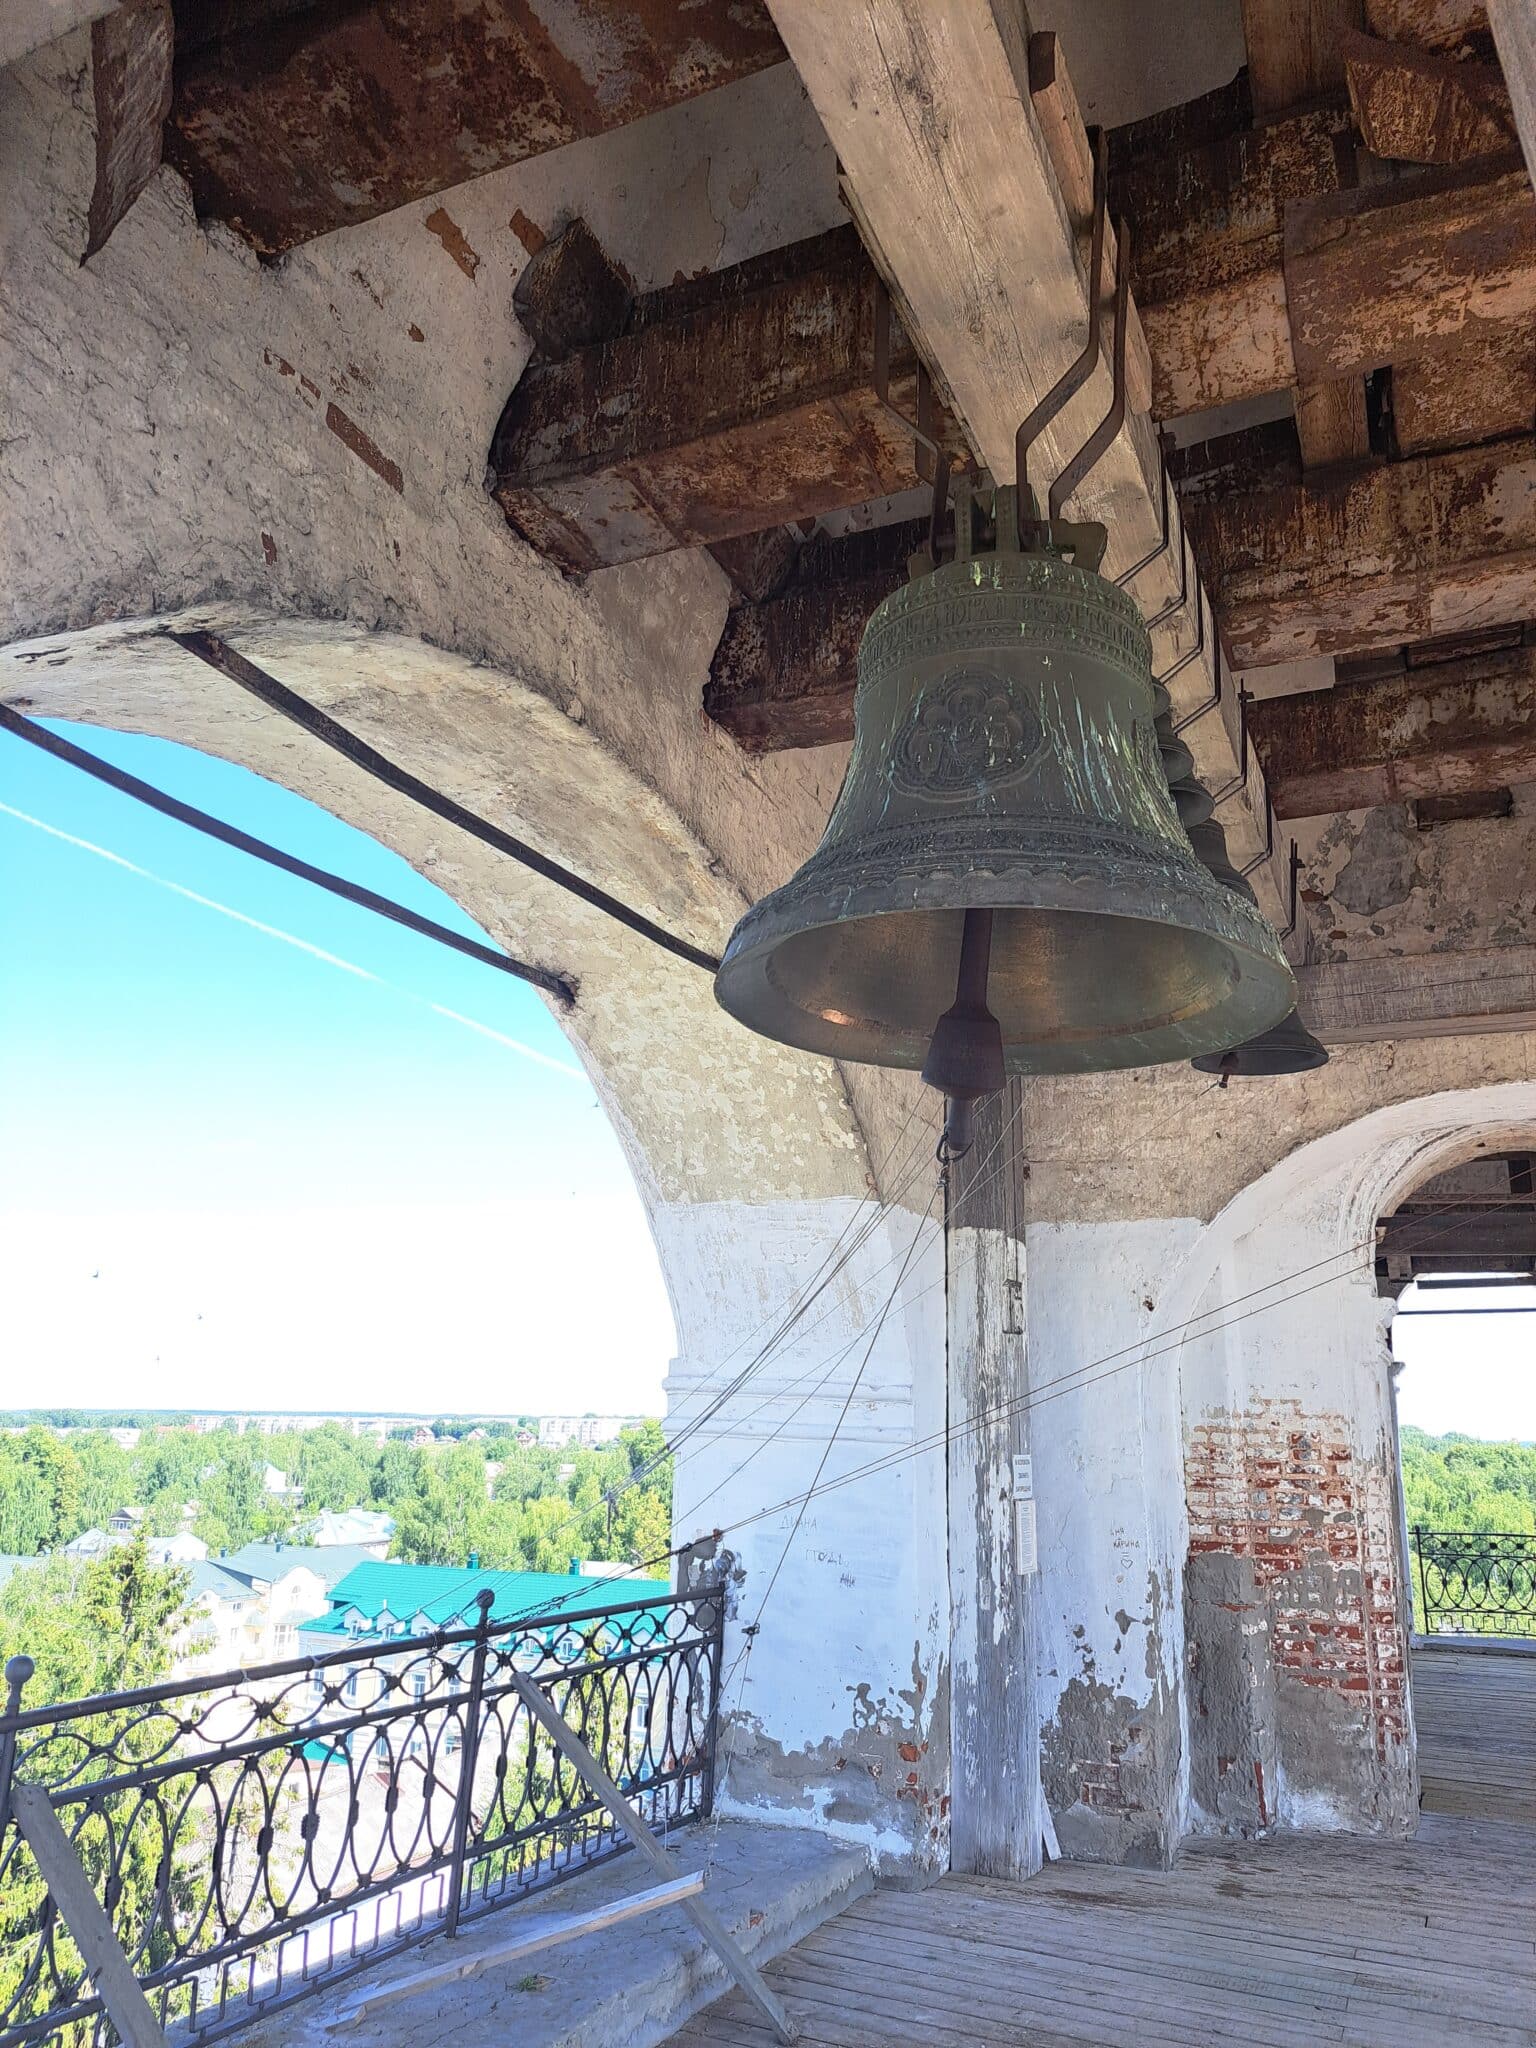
left=1185, top=1397, right=1410, bottom=1827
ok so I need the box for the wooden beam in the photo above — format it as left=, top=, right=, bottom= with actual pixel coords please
left=1364, top=0, right=1487, bottom=47
left=1191, top=433, right=1536, bottom=666
left=490, top=227, right=968, bottom=573
left=84, top=0, right=172, bottom=260
left=1242, top=0, right=1364, bottom=114
left=1488, top=0, right=1536, bottom=186
left=512, top=220, right=633, bottom=364
left=1025, top=32, right=1154, bottom=417
left=1116, top=101, right=1352, bottom=417
left=1283, top=157, right=1536, bottom=385
left=1344, top=28, right=1516, bottom=161
left=762, top=0, right=1288, bottom=918
left=1250, top=634, right=1536, bottom=813
left=1300, top=940, right=1536, bottom=1038
left=1123, top=130, right=1535, bottom=417
left=10, top=1785, right=166, bottom=2048
left=704, top=521, right=924, bottom=750
left=164, top=0, right=786, bottom=255
left=1295, top=375, right=1372, bottom=470
left=1392, top=326, right=1536, bottom=454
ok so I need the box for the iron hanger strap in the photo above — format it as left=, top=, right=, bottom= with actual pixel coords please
left=169, top=630, right=723, bottom=977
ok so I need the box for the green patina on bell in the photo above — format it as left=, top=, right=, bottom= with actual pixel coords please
left=715, top=485, right=1295, bottom=1080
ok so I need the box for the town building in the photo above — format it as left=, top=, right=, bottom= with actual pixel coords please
left=301, top=1507, right=396, bottom=1556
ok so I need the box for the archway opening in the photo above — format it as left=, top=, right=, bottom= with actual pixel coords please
left=0, top=716, right=681, bottom=1619
left=1376, top=1147, right=1536, bottom=1827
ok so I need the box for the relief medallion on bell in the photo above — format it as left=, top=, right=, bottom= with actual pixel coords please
left=887, top=666, right=1045, bottom=799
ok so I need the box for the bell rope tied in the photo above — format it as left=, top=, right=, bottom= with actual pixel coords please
left=715, top=495, right=1295, bottom=1089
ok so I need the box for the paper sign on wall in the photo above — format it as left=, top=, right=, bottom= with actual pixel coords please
left=1011, top=1453, right=1033, bottom=1496
left=1014, top=1497, right=1038, bottom=1576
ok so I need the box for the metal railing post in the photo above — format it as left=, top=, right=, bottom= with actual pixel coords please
left=0, top=1654, right=34, bottom=1838
left=443, top=1589, right=494, bottom=1938
left=1413, top=1526, right=1432, bottom=1635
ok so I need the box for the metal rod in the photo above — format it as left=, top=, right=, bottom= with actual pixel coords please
left=1049, top=218, right=1131, bottom=523
left=1015, top=127, right=1108, bottom=515
left=1172, top=631, right=1225, bottom=737
left=1154, top=564, right=1205, bottom=688
left=1115, top=448, right=1174, bottom=589
left=443, top=1589, right=495, bottom=1938
left=168, top=630, right=722, bottom=976
left=1145, top=519, right=1192, bottom=633
left=0, top=704, right=578, bottom=1005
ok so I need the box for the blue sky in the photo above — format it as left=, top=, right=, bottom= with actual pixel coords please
left=0, top=722, right=676, bottom=1415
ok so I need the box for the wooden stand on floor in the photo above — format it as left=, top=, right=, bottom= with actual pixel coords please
left=340, top=1670, right=797, bottom=2041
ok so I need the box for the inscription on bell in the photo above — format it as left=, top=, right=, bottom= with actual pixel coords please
left=889, top=667, right=1044, bottom=798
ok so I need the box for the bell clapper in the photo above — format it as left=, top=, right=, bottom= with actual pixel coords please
left=922, top=907, right=1006, bottom=1158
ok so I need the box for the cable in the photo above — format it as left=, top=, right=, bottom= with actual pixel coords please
left=0, top=707, right=578, bottom=1006
left=694, top=1177, right=1536, bottom=1560
left=169, top=630, right=722, bottom=976
left=483, top=1175, right=1536, bottom=1642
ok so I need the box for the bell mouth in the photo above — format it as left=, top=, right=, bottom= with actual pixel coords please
left=717, top=901, right=1294, bottom=1076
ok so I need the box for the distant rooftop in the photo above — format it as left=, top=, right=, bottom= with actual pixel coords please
left=218, top=1541, right=380, bottom=1591
left=300, top=1560, right=661, bottom=1641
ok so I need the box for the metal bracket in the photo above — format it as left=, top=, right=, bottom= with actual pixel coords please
left=871, top=279, right=942, bottom=485
left=1015, top=125, right=1108, bottom=519
left=1048, top=218, right=1131, bottom=525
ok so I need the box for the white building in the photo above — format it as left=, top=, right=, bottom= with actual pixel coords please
left=536, top=1416, right=629, bottom=1449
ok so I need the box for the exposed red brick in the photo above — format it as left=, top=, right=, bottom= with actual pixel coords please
left=424, top=207, right=480, bottom=279
left=324, top=403, right=403, bottom=495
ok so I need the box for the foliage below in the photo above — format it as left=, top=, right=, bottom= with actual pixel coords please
left=0, top=1417, right=673, bottom=1579
left=1398, top=1426, right=1536, bottom=1537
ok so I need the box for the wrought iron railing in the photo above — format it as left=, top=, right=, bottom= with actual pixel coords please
left=1411, top=1526, right=1536, bottom=1638
left=0, top=1583, right=722, bottom=2044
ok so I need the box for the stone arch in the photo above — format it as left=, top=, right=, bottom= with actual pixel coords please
left=2, top=607, right=952, bottom=1871
left=1160, top=1081, right=1536, bottom=1840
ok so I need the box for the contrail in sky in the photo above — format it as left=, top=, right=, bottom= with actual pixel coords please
left=1, top=801, right=588, bottom=1083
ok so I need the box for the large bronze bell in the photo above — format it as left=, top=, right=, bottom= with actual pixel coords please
left=715, top=494, right=1295, bottom=1090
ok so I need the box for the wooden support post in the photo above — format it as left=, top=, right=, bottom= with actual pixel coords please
left=944, top=1080, right=1041, bottom=1881
left=337, top=1873, right=707, bottom=2026
left=509, top=1671, right=797, bottom=2044
left=9, top=1783, right=166, bottom=2048
left=1488, top=0, right=1536, bottom=186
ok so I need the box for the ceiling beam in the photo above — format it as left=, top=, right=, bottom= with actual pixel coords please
left=163, top=0, right=786, bottom=255
left=1250, top=632, right=1536, bottom=814
left=761, top=0, right=1287, bottom=919
left=1489, top=0, right=1536, bottom=185
left=1344, top=27, right=1516, bottom=161
left=1299, top=940, right=1536, bottom=1039
left=489, top=227, right=968, bottom=573
left=1187, top=432, right=1536, bottom=666
left=1122, top=124, right=1534, bottom=417
left=704, top=521, right=924, bottom=752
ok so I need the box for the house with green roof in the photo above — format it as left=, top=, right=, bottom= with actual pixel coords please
left=298, top=1559, right=658, bottom=1649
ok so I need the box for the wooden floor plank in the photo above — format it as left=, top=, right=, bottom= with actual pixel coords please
left=672, top=1815, right=1536, bottom=2047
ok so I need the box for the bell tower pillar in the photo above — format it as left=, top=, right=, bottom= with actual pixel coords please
left=945, top=1080, right=1043, bottom=1878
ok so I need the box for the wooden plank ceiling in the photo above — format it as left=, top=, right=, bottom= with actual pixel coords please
left=95, top=0, right=1536, bottom=1041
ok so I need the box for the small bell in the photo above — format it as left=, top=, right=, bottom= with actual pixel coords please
left=715, top=485, right=1295, bottom=1093
left=1191, top=1009, right=1330, bottom=1083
